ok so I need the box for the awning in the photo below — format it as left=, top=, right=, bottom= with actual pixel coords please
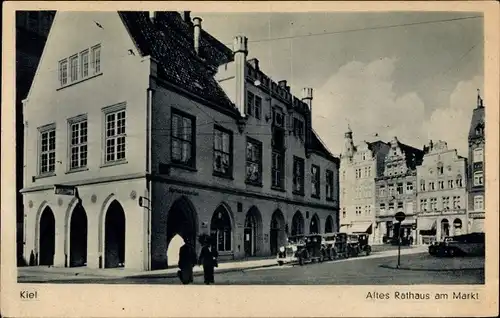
left=394, top=219, right=416, bottom=226
left=339, top=224, right=350, bottom=232
left=418, top=218, right=437, bottom=231
left=347, top=222, right=372, bottom=233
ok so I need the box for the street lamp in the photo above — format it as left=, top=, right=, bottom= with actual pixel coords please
left=394, top=211, right=406, bottom=268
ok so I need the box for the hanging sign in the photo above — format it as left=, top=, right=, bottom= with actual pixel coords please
left=54, top=184, right=76, bottom=196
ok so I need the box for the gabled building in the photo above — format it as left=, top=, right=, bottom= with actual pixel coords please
left=467, top=91, right=485, bottom=233
left=339, top=127, right=390, bottom=244
left=416, top=140, right=467, bottom=244
left=374, top=137, right=425, bottom=244
left=21, top=11, right=339, bottom=271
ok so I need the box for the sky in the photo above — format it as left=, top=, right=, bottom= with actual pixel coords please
left=192, top=11, right=484, bottom=157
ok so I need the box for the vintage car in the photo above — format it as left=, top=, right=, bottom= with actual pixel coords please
left=346, top=234, right=361, bottom=257
left=276, top=234, right=326, bottom=266
left=321, top=233, right=338, bottom=260
left=429, top=233, right=485, bottom=257
left=355, top=233, right=372, bottom=256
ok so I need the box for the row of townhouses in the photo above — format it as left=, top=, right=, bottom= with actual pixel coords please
left=340, top=95, right=485, bottom=245
left=20, top=11, right=340, bottom=271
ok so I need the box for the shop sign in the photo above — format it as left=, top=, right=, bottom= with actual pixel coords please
left=54, top=184, right=76, bottom=196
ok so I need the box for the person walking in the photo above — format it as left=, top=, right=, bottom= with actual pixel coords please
left=177, top=238, right=197, bottom=285
left=198, top=235, right=218, bottom=285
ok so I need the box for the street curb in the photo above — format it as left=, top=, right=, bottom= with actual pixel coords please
left=125, top=263, right=279, bottom=279
left=378, top=264, right=484, bottom=272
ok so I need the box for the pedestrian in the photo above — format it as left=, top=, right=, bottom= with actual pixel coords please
left=177, top=238, right=197, bottom=285
left=409, top=234, right=414, bottom=246
left=198, top=235, right=218, bottom=285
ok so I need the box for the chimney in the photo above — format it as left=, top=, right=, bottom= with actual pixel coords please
left=233, top=35, right=248, bottom=117
left=302, top=87, right=313, bottom=111
left=183, top=11, right=191, bottom=24
left=302, top=87, right=314, bottom=150
left=248, top=58, right=259, bottom=70
left=193, top=17, right=202, bottom=55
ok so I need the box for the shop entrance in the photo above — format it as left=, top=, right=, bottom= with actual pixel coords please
left=69, top=204, right=88, bottom=267
left=104, top=200, right=126, bottom=268
left=244, top=206, right=262, bottom=257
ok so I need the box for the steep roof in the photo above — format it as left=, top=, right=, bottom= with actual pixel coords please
left=311, top=130, right=340, bottom=164
left=397, top=141, right=425, bottom=170
left=118, top=11, right=237, bottom=113
left=367, top=140, right=389, bottom=154
left=468, top=106, right=485, bottom=139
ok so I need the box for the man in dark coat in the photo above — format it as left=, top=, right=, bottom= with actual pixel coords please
left=198, top=236, right=218, bottom=285
left=177, top=238, right=197, bottom=284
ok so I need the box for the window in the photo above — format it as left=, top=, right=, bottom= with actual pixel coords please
left=437, top=163, right=444, bottom=175
left=272, top=107, right=284, bottom=128
left=388, top=184, right=395, bottom=196
left=69, top=119, right=88, bottom=170
left=361, top=153, right=366, bottom=161
left=311, top=165, right=320, bottom=198
left=397, top=183, right=403, bottom=195
left=448, top=180, right=454, bottom=189
left=246, top=91, right=254, bottom=116
left=430, top=198, right=437, bottom=211
left=213, top=127, right=232, bottom=177
left=92, top=44, right=101, bottom=74
left=388, top=202, right=394, bottom=212
left=473, top=171, right=484, bottom=186
left=429, top=182, right=435, bottom=190
left=105, top=107, right=126, bottom=163
left=59, top=59, right=68, bottom=86
left=442, top=197, right=450, bottom=210
left=438, top=181, right=444, bottom=190
left=326, top=170, right=334, bottom=200
left=406, top=182, right=413, bottom=193
left=419, top=199, right=427, bottom=211
left=171, top=110, right=195, bottom=167
left=473, top=148, right=484, bottom=163
left=420, top=180, right=426, bottom=191
left=80, top=50, right=89, bottom=78
left=342, top=208, right=346, bottom=218
left=474, top=195, right=484, bottom=210
left=367, top=167, right=371, bottom=177
left=254, top=96, right=262, bottom=120
left=271, top=151, right=284, bottom=189
left=379, top=203, right=386, bottom=213
left=355, top=206, right=361, bottom=215
left=39, top=126, right=56, bottom=174
left=246, top=138, right=262, bottom=185
left=397, top=202, right=403, bottom=210
left=452, top=196, right=461, bottom=209
left=293, top=156, right=305, bottom=194
left=456, top=175, right=463, bottom=187
left=69, top=55, right=78, bottom=82
left=293, top=118, right=304, bottom=139
left=379, top=185, right=386, bottom=197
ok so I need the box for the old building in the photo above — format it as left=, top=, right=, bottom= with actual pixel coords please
left=339, top=127, right=390, bottom=244
left=467, top=91, right=485, bottom=233
left=16, top=11, right=56, bottom=264
left=374, top=137, right=425, bottom=244
left=415, top=140, right=468, bottom=244
left=21, top=11, right=339, bottom=271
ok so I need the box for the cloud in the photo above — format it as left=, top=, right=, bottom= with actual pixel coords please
left=423, top=75, right=484, bottom=156
left=312, top=58, right=428, bottom=156
left=312, top=58, right=482, bottom=158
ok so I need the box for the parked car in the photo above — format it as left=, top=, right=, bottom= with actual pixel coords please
left=321, top=233, right=348, bottom=260
left=277, top=234, right=326, bottom=266
left=355, top=233, right=372, bottom=256
left=347, top=234, right=361, bottom=257
left=429, top=233, right=485, bottom=257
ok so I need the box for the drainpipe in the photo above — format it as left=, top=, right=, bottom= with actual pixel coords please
left=146, top=88, right=154, bottom=271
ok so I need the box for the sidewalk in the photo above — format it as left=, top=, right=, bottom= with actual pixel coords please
left=18, top=246, right=428, bottom=282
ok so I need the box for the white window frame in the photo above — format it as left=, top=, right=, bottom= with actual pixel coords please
left=69, top=54, right=79, bottom=82
left=59, top=59, right=68, bottom=86
left=80, top=49, right=89, bottom=79
left=473, top=171, right=484, bottom=186
left=92, top=44, right=101, bottom=75
left=102, top=103, right=126, bottom=165
left=473, top=147, right=484, bottom=163
left=68, top=115, right=88, bottom=171
left=38, top=124, right=56, bottom=175
left=473, top=195, right=484, bottom=211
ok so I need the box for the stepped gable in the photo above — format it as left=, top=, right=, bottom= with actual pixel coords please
left=119, top=11, right=237, bottom=112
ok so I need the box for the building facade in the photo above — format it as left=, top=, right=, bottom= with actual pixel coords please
left=374, top=137, right=424, bottom=244
left=467, top=92, right=485, bottom=233
left=415, top=140, right=468, bottom=244
left=21, top=11, right=339, bottom=271
left=339, top=128, right=390, bottom=244
left=16, top=11, right=56, bottom=265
